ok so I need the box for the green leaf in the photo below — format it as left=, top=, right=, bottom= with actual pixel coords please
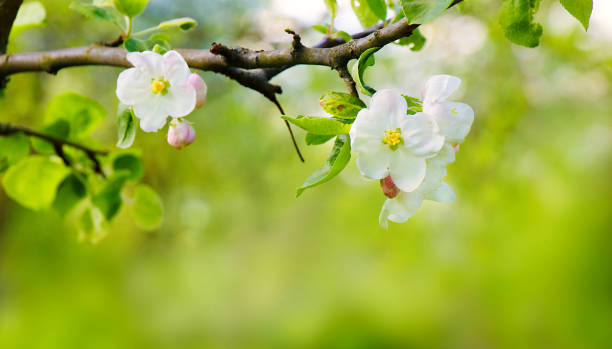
left=351, top=0, right=380, bottom=27
left=400, top=0, right=453, bottom=24
left=499, top=0, right=543, bottom=48
left=116, top=105, right=136, bottom=148
left=53, top=174, right=87, bottom=217
left=336, top=30, right=353, bottom=42
left=111, top=152, right=143, bottom=181
left=69, top=1, right=125, bottom=30
left=10, top=1, right=46, bottom=38
left=157, top=17, right=198, bottom=31
left=397, top=28, right=426, bottom=51
left=312, top=24, right=329, bottom=34
left=349, top=47, right=380, bottom=96
left=281, top=115, right=352, bottom=135
left=0, top=132, right=30, bottom=173
left=77, top=206, right=106, bottom=244
left=296, top=136, right=351, bottom=197
left=402, top=95, right=423, bottom=115
left=45, top=92, right=106, bottom=139
left=559, top=0, right=592, bottom=30
left=2, top=156, right=70, bottom=211
left=319, top=91, right=366, bottom=119
left=366, top=0, right=388, bottom=21
left=124, top=37, right=148, bottom=52
left=113, top=0, right=148, bottom=17
left=130, top=184, right=163, bottom=230
left=305, top=133, right=335, bottom=146
left=91, top=172, right=128, bottom=220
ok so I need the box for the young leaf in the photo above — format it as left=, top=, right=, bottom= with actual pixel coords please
left=324, top=0, right=338, bottom=20
left=351, top=0, right=380, bottom=27
left=53, top=174, right=87, bottom=217
left=305, top=133, right=335, bottom=146
left=499, top=0, right=543, bottom=48
left=402, top=95, right=423, bottom=114
left=45, top=92, right=106, bottom=139
left=130, top=184, right=163, bottom=230
left=400, top=0, right=453, bottom=24
left=559, top=0, right=592, bottom=30
left=2, top=156, right=70, bottom=211
left=296, top=136, right=351, bottom=197
left=157, top=17, right=198, bottom=31
left=30, top=120, right=70, bottom=155
left=124, top=37, right=148, bottom=52
left=396, top=28, right=426, bottom=51
left=116, top=105, right=136, bottom=148
left=0, top=132, right=30, bottom=173
left=77, top=207, right=107, bottom=244
left=349, top=47, right=380, bottom=96
left=113, top=0, right=148, bottom=18
left=281, top=115, right=352, bottom=135
left=111, top=152, right=143, bottom=181
left=92, top=172, right=128, bottom=220
left=319, top=91, right=367, bottom=119
left=312, top=24, right=329, bottom=34
left=336, top=30, right=353, bottom=42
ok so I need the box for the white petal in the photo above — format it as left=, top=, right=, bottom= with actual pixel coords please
left=126, top=51, right=163, bottom=77
left=425, top=101, right=474, bottom=143
left=356, top=150, right=390, bottom=179
left=162, top=50, right=191, bottom=86
left=133, top=95, right=168, bottom=132
left=369, top=89, right=408, bottom=126
left=430, top=143, right=456, bottom=166
left=163, top=83, right=196, bottom=118
left=421, top=74, right=461, bottom=104
left=389, top=150, right=426, bottom=192
left=350, top=108, right=390, bottom=153
left=399, top=112, right=444, bottom=157
left=419, top=162, right=446, bottom=193
left=116, top=68, right=150, bottom=105
left=424, top=181, right=456, bottom=202
left=379, top=192, right=424, bottom=227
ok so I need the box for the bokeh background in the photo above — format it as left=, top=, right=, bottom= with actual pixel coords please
left=1, top=0, right=611, bottom=347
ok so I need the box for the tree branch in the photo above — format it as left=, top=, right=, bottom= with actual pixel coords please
left=0, top=123, right=107, bottom=174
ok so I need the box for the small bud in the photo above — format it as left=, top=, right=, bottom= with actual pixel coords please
left=452, top=143, right=460, bottom=153
left=188, top=73, right=207, bottom=109
left=167, top=119, right=196, bottom=149
left=380, top=175, right=400, bottom=199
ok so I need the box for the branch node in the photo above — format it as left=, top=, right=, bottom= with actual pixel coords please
left=284, top=28, right=303, bottom=51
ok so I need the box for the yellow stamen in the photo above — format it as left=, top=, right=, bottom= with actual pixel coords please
left=151, top=78, right=169, bottom=95
left=382, top=128, right=403, bottom=150
left=451, top=107, right=458, bottom=114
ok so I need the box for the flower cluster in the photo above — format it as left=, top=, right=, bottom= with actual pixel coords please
left=116, top=50, right=207, bottom=149
left=349, top=75, right=474, bottom=228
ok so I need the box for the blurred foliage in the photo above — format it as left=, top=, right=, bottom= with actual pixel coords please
left=1, top=0, right=611, bottom=348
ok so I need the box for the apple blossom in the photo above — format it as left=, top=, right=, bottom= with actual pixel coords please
left=167, top=118, right=196, bottom=149
left=421, top=75, right=474, bottom=144
left=116, top=50, right=196, bottom=133
left=378, top=143, right=456, bottom=228
left=349, top=89, right=445, bottom=192
left=188, top=73, right=208, bottom=108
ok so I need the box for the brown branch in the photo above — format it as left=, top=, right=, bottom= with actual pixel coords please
left=0, top=0, right=24, bottom=89
left=0, top=123, right=107, bottom=174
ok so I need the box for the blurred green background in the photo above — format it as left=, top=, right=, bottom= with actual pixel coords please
left=1, top=0, right=611, bottom=348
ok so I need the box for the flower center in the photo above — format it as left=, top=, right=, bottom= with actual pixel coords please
left=151, top=78, right=170, bottom=95
left=382, top=128, right=403, bottom=151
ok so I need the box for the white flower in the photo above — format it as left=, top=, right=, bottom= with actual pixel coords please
left=421, top=75, right=474, bottom=144
left=116, top=50, right=196, bottom=132
left=379, top=144, right=456, bottom=228
left=167, top=118, right=196, bottom=149
left=350, top=89, right=445, bottom=192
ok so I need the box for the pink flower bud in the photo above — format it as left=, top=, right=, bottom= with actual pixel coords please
left=380, top=175, right=400, bottom=199
left=188, top=73, right=207, bottom=109
left=452, top=143, right=460, bottom=153
left=167, top=119, right=196, bottom=149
